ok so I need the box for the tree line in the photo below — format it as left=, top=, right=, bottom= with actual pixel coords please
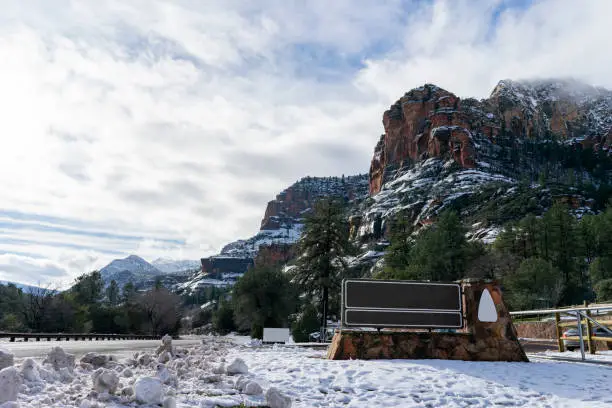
left=0, top=271, right=183, bottom=335
left=381, top=204, right=612, bottom=310
left=212, top=196, right=612, bottom=341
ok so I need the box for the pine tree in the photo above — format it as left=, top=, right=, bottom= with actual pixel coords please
left=293, top=197, right=353, bottom=340
left=380, top=213, right=413, bottom=278
left=122, top=282, right=137, bottom=303
left=106, top=280, right=120, bottom=306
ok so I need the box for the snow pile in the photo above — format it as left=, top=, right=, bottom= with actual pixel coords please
left=4, top=334, right=612, bottom=407
left=43, top=346, right=75, bottom=372
left=0, top=348, right=14, bottom=370
left=0, top=367, right=21, bottom=404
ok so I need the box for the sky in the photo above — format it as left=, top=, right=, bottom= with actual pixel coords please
left=1, top=0, right=611, bottom=288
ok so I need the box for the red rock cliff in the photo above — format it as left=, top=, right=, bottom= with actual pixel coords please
left=369, top=80, right=612, bottom=195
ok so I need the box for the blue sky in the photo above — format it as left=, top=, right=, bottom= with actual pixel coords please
left=1, top=0, right=610, bottom=287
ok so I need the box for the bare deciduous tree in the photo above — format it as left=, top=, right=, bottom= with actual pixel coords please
left=138, top=288, right=182, bottom=335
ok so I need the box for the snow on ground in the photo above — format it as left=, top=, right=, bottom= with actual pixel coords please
left=540, top=349, right=612, bottom=363
left=230, top=345, right=612, bottom=408
left=2, top=336, right=612, bottom=407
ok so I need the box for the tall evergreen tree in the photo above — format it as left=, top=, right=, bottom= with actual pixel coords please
left=106, top=280, right=120, bottom=306
left=293, top=197, right=353, bottom=340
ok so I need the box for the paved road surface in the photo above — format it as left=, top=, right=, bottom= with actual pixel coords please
left=0, top=338, right=202, bottom=362
left=519, top=338, right=558, bottom=353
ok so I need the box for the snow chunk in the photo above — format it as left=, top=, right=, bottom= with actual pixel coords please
left=163, top=396, right=177, bottom=408
left=134, top=377, right=164, bottom=405
left=80, top=352, right=108, bottom=368
left=43, top=347, right=75, bottom=371
left=91, top=368, right=119, bottom=394
left=226, top=358, right=248, bottom=375
left=20, top=358, right=41, bottom=383
left=0, top=349, right=13, bottom=371
left=0, top=367, right=21, bottom=403
left=266, top=387, right=292, bottom=408
left=244, top=381, right=263, bottom=395
left=200, top=395, right=243, bottom=407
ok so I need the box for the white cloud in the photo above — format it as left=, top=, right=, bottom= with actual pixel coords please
left=0, top=0, right=610, bottom=285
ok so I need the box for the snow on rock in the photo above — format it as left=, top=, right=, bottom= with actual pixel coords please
left=266, top=387, right=292, bottom=408
left=134, top=377, right=164, bottom=405
left=0, top=367, right=21, bottom=403
left=0, top=349, right=13, bottom=371
left=226, top=358, right=248, bottom=375
left=43, top=347, right=75, bottom=372
left=91, top=368, right=119, bottom=394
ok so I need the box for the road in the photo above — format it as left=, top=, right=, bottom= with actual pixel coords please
left=0, top=337, right=202, bottom=362
left=519, top=338, right=558, bottom=353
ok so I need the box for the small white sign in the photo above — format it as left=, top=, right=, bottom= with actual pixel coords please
left=263, top=328, right=290, bottom=344
left=478, top=288, right=498, bottom=322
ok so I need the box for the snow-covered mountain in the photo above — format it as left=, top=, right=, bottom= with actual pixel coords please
left=0, top=280, right=57, bottom=294
left=98, top=255, right=162, bottom=288
left=100, top=255, right=161, bottom=278
left=151, top=258, right=201, bottom=274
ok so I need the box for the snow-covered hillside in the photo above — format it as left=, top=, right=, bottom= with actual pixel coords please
left=219, top=223, right=304, bottom=258
left=151, top=258, right=201, bottom=274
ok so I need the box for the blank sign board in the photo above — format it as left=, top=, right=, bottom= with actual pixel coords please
left=342, top=279, right=463, bottom=329
left=263, top=328, right=290, bottom=344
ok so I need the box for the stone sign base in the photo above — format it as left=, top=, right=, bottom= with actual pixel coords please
left=328, top=279, right=529, bottom=362
left=326, top=331, right=529, bottom=362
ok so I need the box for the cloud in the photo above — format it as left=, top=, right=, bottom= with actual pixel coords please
left=0, top=254, right=70, bottom=287
left=0, top=0, right=610, bottom=284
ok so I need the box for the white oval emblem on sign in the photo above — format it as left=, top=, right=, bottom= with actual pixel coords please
left=478, top=288, right=498, bottom=322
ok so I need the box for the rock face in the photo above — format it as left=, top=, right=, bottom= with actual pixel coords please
left=219, top=175, right=368, bottom=259
left=259, top=175, right=369, bottom=230
left=327, top=280, right=528, bottom=362
left=370, top=80, right=612, bottom=195
left=254, top=243, right=296, bottom=268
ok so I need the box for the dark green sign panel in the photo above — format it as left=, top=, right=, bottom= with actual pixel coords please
left=342, top=279, right=463, bottom=329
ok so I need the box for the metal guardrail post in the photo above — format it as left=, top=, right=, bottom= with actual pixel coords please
left=576, top=312, right=586, bottom=361
left=554, top=312, right=564, bottom=352
left=585, top=302, right=595, bottom=354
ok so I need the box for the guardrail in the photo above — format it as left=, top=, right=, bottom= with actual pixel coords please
left=510, top=302, right=612, bottom=361
left=0, top=332, right=162, bottom=342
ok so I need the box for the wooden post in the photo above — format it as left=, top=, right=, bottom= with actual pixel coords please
left=585, top=301, right=595, bottom=354
left=555, top=312, right=565, bottom=352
